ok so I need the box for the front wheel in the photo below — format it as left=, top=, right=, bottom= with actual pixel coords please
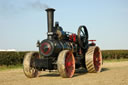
left=23, top=52, right=40, bottom=78
left=57, top=50, right=75, bottom=78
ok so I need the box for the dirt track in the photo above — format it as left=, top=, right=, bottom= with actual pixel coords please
left=0, top=61, right=128, bottom=85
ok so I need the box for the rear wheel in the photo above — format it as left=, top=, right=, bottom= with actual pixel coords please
left=57, top=50, right=75, bottom=78
left=23, top=52, right=40, bottom=78
left=85, top=46, right=102, bottom=73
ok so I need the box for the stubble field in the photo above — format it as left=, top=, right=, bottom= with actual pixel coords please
left=0, top=61, right=128, bottom=85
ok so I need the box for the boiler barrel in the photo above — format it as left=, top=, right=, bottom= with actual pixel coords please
left=39, top=39, right=77, bottom=57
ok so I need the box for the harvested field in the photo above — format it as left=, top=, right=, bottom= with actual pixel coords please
left=0, top=61, right=128, bottom=85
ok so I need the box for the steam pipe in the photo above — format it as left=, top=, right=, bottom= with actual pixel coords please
left=45, top=8, right=55, bottom=40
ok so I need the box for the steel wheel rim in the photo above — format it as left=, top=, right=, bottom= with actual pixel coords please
left=30, top=53, right=40, bottom=76
left=93, top=47, right=102, bottom=72
left=65, top=51, right=75, bottom=77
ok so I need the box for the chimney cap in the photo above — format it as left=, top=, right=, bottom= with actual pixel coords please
left=45, top=8, right=55, bottom=11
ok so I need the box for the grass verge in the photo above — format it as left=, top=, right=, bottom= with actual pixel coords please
left=103, top=59, right=128, bottom=63
left=0, top=64, right=22, bottom=71
left=0, top=59, right=128, bottom=71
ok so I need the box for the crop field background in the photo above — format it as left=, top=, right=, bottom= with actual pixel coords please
left=102, top=50, right=128, bottom=60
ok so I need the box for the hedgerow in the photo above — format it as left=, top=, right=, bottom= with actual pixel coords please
left=0, top=50, right=128, bottom=66
left=0, top=51, right=29, bottom=66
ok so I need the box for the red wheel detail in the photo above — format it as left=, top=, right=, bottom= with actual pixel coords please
left=93, top=48, right=102, bottom=72
left=85, top=46, right=102, bottom=73
left=65, top=51, right=75, bottom=78
left=57, top=50, right=75, bottom=78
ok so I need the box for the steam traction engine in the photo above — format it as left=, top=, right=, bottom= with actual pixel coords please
left=23, top=8, right=102, bottom=78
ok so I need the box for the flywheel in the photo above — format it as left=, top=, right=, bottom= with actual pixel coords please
left=77, top=25, right=88, bottom=49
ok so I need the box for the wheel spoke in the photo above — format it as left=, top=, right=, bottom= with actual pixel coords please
left=80, top=28, right=86, bottom=36
left=57, top=50, right=75, bottom=78
left=23, top=52, right=40, bottom=78
left=65, top=51, right=75, bottom=77
left=94, top=50, right=101, bottom=71
left=77, top=26, right=88, bottom=49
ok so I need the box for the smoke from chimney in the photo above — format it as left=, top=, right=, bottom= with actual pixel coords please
left=31, top=0, right=49, bottom=10
left=0, top=0, right=49, bottom=15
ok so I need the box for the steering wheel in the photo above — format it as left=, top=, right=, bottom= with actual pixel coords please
left=77, top=25, right=88, bottom=49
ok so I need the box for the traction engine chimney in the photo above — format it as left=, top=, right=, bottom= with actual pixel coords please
left=45, top=8, right=55, bottom=40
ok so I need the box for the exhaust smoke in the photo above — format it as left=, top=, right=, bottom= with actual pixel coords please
left=31, top=0, right=49, bottom=10
left=0, top=0, right=49, bottom=14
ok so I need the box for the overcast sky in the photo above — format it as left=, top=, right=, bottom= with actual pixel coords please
left=0, top=0, right=128, bottom=51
